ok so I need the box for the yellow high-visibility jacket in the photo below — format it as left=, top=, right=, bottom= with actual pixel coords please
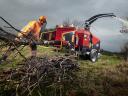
left=18, top=20, right=42, bottom=41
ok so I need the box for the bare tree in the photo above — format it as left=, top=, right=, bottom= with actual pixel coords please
left=72, top=19, right=82, bottom=28
left=120, top=17, right=128, bottom=34
left=120, top=17, right=128, bottom=61
left=63, top=18, right=71, bottom=27
left=121, top=42, right=128, bottom=61
left=62, top=18, right=82, bottom=27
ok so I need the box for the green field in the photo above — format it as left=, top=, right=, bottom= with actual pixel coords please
left=0, top=46, right=128, bottom=96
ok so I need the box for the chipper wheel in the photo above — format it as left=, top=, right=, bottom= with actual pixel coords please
left=90, top=49, right=98, bottom=62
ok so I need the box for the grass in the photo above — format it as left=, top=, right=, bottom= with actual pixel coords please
left=0, top=46, right=128, bottom=96
left=76, top=52, right=128, bottom=96
left=0, top=46, right=58, bottom=69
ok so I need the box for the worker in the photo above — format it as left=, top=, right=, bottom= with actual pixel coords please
left=15, top=16, right=47, bottom=57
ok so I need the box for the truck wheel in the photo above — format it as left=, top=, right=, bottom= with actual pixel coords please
left=90, top=49, right=98, bottom=62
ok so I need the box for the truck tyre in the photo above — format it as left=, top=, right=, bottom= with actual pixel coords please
left=90, top=49, right=98, bottom=62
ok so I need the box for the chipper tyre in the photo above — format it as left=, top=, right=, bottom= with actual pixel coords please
left=90, top=49, right=98, bottom=62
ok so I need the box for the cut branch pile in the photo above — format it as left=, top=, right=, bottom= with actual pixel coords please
left=0, top=56, right=79, bottom=96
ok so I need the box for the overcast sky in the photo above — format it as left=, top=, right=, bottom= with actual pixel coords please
left=0, top=0, right=128, bottom=52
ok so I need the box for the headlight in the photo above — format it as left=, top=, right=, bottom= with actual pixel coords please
left=84, top=34, right=87, bottom=39
left=96, top=43, right=99, bottom=47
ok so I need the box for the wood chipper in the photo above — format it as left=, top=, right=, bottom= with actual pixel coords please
left=0, top=13, right=116, bottom=63
left=42, top=13, right=116, bottom=62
